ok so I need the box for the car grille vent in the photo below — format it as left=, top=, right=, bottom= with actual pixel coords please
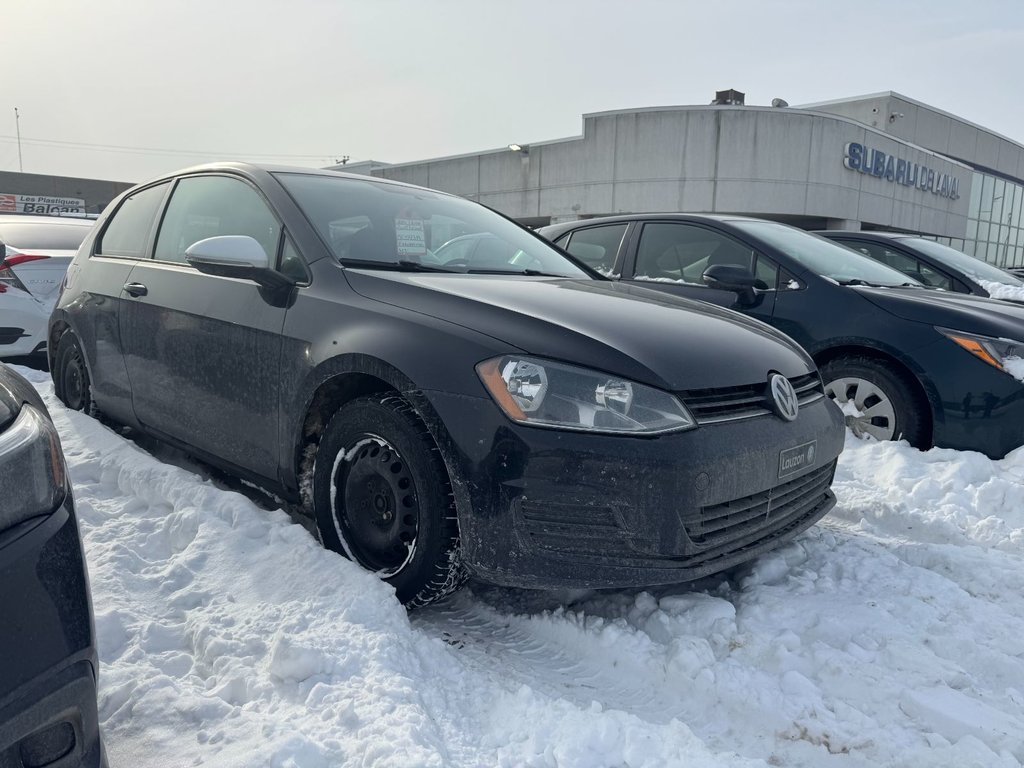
left=682, top=460, right=836, bottom=566
left=681, top=372, right=823, bottom=424
left=518, top=500, right=635, bottom=557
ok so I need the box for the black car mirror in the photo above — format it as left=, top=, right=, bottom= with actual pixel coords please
left=185, top=235, right=295, bottom=290
left=702, top=263, right=758, bottom=303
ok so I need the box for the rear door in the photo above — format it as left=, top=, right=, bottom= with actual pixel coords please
left=119, top=174, right=288, bottom=480
left=620, top=221, right=778, bottom=324
left=66, top=182, right=172, bottom=420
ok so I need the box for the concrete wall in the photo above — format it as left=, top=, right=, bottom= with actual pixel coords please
left=0, top=171, right=133, bottom=214
left=355, top=105, right=971, bottom=237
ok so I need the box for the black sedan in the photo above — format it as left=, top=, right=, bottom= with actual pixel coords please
left=0, top=365, right=106, bottom=767
left=539, top=214, right=1024, bottom=459
left=50, top=163, right=844, bottom=606
left=817, top=230, right=1024, bottom=303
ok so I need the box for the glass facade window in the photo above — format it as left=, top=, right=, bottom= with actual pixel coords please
left=964, top=171, right=1024, bottom=269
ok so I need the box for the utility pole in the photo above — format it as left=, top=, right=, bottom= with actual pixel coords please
left=14, top=107, right=23, bottom=171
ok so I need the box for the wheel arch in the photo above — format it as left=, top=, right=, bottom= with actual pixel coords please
left=812, top=343, right=936, bottom=446
left=287, top=354, right=460, bottom=510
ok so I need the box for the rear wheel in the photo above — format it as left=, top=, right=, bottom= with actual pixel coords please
left=54, top=333, right=99, bottom=417
left=311, top=395, right=465, bottom=607
left=820, top=356, right=925, bottom=447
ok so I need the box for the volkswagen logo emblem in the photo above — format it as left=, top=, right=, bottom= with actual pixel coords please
left=769, top=374, right=799, bottom=422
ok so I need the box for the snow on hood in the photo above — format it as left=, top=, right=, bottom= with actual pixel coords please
left=18, top=365, right=1024, bottom=767
left=979, top=279, right=1024, bottom=302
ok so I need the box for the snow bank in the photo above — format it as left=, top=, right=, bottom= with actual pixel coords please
left=18, top=365, right=1024, bottom=767
left=978, top=279, right=1024, bottom=302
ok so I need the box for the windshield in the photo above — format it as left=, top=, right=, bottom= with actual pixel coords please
left=276, top=173, right=589, bottom=277
left=0, top=221, right=92, bottom=250
left=901, top=238, right=1024, bottom=287
left=731, top=220, right=922, bottom=287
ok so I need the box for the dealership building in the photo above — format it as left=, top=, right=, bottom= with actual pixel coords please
left=334, top=91, right=1024, bottom=269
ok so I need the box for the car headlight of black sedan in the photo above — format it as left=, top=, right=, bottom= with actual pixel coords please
left=477, top=355, right=695, bottom=434
left=937, top=328, right=1024, bottom=376
left=0, top=403, right=68, bottom=528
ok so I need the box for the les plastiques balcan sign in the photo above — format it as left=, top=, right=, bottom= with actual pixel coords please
left=843, top=142, right=960, bottom=200
left=0, top=193, right=87, bottom=216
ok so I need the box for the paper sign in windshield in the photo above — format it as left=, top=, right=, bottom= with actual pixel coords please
left=395, top=219, right=427, bottom=256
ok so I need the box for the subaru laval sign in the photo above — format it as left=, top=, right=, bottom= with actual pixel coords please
left=843, top=142, right=960, bottom=200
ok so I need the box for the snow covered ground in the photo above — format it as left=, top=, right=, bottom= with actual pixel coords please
left=15, top=365, right=1024, bottom=767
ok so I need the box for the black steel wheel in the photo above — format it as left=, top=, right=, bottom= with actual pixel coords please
left=312, top=394, right=465, bottom=606
left=54, top=333, right=98, bottom=417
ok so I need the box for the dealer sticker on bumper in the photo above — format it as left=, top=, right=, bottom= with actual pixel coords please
left=779, top=440, right=817, bottom=478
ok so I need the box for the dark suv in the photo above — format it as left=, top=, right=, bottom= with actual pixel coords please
left=51, top=164, right=844, bottom=606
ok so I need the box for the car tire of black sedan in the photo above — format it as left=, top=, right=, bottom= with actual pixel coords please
left=820, top=356, right=925, bottom=447
left=311, top=394, right=465, bottom=607
left=54, top=333, right=99, bottom=418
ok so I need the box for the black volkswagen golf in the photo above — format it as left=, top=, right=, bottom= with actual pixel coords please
left=817, top=230, right=1024, bottom=303
left=50, top=164, right=844, bottom=606
left=540, top=214, right=1024, bottom=459
left=0, top=365, right=105, bottom=767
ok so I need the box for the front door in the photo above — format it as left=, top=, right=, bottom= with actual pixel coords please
left=622, top=221, right=778, bottom=324
left=119, top=174, right=286, bottom=480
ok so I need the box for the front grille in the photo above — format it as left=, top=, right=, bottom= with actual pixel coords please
left=683, top=460, right=836, bottom=566
left=681, top=372, right=824, bottom=424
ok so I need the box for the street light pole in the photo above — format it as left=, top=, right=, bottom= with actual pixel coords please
left=14, top=107, right=23, bottom=172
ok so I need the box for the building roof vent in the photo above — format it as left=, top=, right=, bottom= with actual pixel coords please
left=712, top=89, right=745, bottom=106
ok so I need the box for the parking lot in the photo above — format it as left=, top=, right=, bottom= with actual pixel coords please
left=12, top=363, right=1023, bottom=767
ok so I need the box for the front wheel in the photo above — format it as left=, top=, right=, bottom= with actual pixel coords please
left=54, top=333, right=99, bottom=417
left=820, top=356, right=926, bottom=447
left=311, top=395, right=465, bottom=606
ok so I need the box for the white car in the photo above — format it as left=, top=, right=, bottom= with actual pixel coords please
left=0, top=214, right=94, bottom=357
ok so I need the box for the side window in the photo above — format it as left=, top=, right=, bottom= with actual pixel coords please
left=96, top=182, right=170, bottom=258
left=279, top=236, right=309, bottom=283
left=915, top=262, right=953, bottom=290
left=753, top=254, right=779, bottom=290
left=635, top=223, right=757, bottom=285
left=564, top=224, right=628, bottom=274
left=154, top=176, right=280, bottom=265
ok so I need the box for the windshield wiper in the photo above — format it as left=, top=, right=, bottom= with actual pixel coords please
left=464, top=267, right=569, bottom=277
left=339, top=258, right=461, bottom=273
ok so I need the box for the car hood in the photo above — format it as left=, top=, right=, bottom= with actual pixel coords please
left=855, top=286, right=1024, bottom=340
left=345, top=271, right=815, bottom=391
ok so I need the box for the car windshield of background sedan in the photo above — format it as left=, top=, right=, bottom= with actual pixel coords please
left=277, top=173, right=589, bottom=278
left=904, top=237, right=1024, bottom=287
left=732, top=220, right=922, bottom=288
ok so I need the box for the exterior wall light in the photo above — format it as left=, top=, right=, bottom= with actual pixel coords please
left=508, top=143, right=530, bottom=156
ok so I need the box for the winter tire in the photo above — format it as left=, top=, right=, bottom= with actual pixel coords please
left=54, top=333, right=99, bottom=418
left=312, top=394, right=465, bottom=607
left=820, top=356, right=925, bottom=447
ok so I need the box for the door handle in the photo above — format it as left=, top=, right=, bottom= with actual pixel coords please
left=124, top=282, right=148, bottom=297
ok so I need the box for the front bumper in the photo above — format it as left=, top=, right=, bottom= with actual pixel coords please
left=0, top=496, right=106, bottom=768
left=914, top=339, right=1024, bottom=459
left=422, top=390, right=845, bottom=589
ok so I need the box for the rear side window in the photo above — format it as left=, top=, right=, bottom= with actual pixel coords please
left=154, top=176, right=281, bottom=264
left=564, top=224, right=627, bottom=274
left=97, top=183, right=170, bottom=257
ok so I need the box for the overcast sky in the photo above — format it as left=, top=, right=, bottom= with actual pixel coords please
left=4, top=0, right=1023, bottom=183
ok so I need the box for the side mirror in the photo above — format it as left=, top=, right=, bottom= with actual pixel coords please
left=702, top=263, right=758, bottom=304
left=185, top=235, right=294, bottom=290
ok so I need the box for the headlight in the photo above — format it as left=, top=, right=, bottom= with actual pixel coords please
left=476, top=356, right=695, bottom=434
left=0, top=404, right=67, bottom=530
left=937, top=328, right=1024, bottom=376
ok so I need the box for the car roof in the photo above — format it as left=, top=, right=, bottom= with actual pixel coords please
left=815, top=230, right=913, bottom=240
left=0, top=214, right=94, bottom=227
left=136, top=161, right=462, bottom=199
